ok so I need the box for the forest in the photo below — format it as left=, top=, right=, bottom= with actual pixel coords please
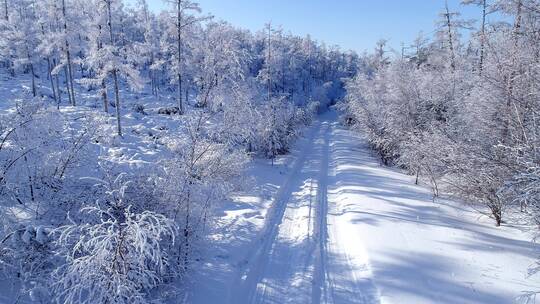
left=0, top=0, right=539, bottom=303
left=343, top=0, right=540, bottom=229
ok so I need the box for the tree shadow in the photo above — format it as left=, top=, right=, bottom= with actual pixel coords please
left=373, top=251, right=509, bottom=304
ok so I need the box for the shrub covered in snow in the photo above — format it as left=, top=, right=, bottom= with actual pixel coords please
left=52, top=175, right=176, bottom=304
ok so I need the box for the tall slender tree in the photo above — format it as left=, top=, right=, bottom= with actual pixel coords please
left=61, top=0, right=76, bottom=105
left=164, top=0, right=209, bottom=114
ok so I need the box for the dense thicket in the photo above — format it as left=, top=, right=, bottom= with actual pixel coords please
left=0, top=0, right=358, bottom=302
left=342, top=0, right=540, bottom=228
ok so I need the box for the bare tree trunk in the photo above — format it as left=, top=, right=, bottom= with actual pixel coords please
left=307, top=38, right=312, bottom=99
left=149, top=53, right=156, bottom=95
left=62, top=0, right=76, bottom=106
left=488, top=198, right=503, bottom=227
left=106, top=0, right=122, bottom=136
left=25, top=44, right=36, bottom=97
left=177, top=0, right=184, bottom=114
left=267, top=22, right=272, bottom=102
left=64, top=66, right=71, bottom=104
left=40, top=23, right=58, bottom=103
left=4, top=0, right=14, bottom=79
left=3, top=0, right=7, bottom=21
left=184, top=191, right=190, bottom=269
left=54, top=58, right=62, bottom=107
left=97, top=24, right=109, bottom=113
left=478, top=0, right=487, bottom=75
left=280, top=31, right=285, bottom=94
left=504, top=0, right=523, bottom=142
left=150, top=69, right=154, bottom=95
left=185, top=82, right=188, bottom=104
left=101, top=79, right=109, bottom=113
left=55, top=75, right=61, bottom=109
left=29, top=62, right=36, bottom=97
left=112, top=71, right=122, bottom=136
left=445, top=1, right=456, bottom=71
left=47, top=58, right=57, bottom=103
left=23, top=155, right=34, bottom=203
left=513, top=0, right=522, bottom=49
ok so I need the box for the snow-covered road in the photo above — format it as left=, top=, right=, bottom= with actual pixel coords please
left=188, top=111, right=540, bottom=304
left=228, top=115, right=380, bottom=304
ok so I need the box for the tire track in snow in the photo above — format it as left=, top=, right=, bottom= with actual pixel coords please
left=313, top=118, right=380, bottom=304
left=230, top=121, right=321, bottom=304
left=231, top=113, right=381, bottom=304
left=312, top=121, right=335, bottom=304
left=324, top=117, right=381, bottom=304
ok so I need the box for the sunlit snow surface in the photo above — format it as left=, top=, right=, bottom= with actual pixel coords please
left=187, top=111, right=540, bottom=304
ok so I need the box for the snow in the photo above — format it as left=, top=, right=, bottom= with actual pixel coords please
left=0, top=74, right=538, bottom=304
left=187, top=110, right=540, bottom=304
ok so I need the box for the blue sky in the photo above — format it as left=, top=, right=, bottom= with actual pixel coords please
left=128, top=0, right=493, bottom=53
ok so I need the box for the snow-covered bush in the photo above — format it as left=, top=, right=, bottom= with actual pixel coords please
left=219, top=82, right=263, bottom=150
left=251, top=97, right=305, bottom=159
left=0, top=100, right=102, bottom=217
left=159, top=112, right=248, bottom=269
left=219, top=84, right=315, bottom=158
left=52, top=174, right=176, bottom=304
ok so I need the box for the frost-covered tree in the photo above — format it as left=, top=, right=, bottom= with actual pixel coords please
left=343, top=0, right=540, bottom=228
left=53, top=174, right=176, bottom=304
left=0, top=0, right=40, bottom=96
left=162, top=0, right=210, bottom=114
left=160, top=111, right=247, bottom=268
left=33, top=0, right=82, bottom=105
left=193, top=21, right=250, bottom=109
left=84, top=0, right=143, bottom=135
left=130, top=0, right=162, bottom=96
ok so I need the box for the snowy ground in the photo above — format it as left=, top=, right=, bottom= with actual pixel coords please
left=2, top=74, right=539, bottom=303
left=187, top=110, right=540, bottom=304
